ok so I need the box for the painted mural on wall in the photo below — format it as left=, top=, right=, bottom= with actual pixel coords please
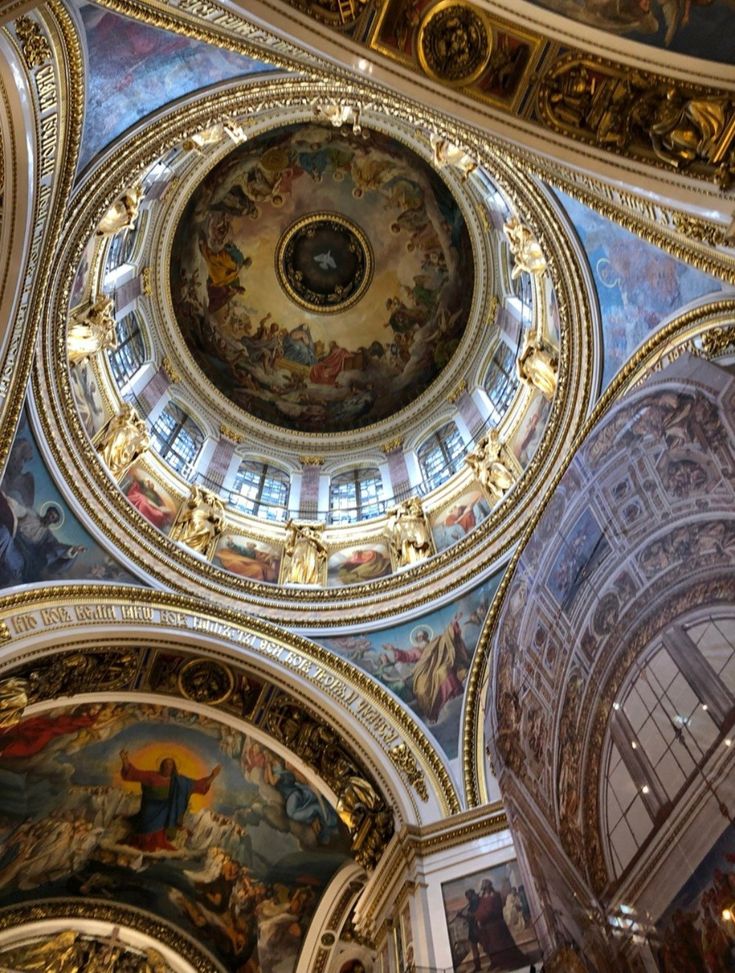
left=69, top=359, right=109, bottom=438
left=441, top=859, right=541, bottom=972
left=654, top=824, right=735, bottom=971
left=0, top=408, right=135, bottom=587
left=319, top=574, right=500, bottom=758
left=0, top=702, right=351, bottom=973
left=73, top=1, right=272, bottom=168
left=120, top=462, right=179, bottom=535
left=524, top=0, right=735, bottom=62
left=213, top=532, right=282, bottom=582
left=433, top=489, right=491, bottom=553
left=170, top=122, right=474, bottom=433
left=327, top=542, right=392, bottom=586
left=555, top=191, right=731, bottom=388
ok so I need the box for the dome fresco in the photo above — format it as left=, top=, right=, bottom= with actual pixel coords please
left=169, top=122, right=475, bottom=433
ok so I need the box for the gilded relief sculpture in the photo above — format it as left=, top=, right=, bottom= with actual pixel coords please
left=96, top=184, right=144, bottom=237
left=97, top=404, right=150, bottom=478
left=182, top=116, right=249, bottom=153
left=170, top=486, right=226, bottom=558
left=0, top=676, right=29, bottom=728
left=0, top=930, right=170, bottom=973
left=538, top=57, right=735, bottom=188
left=429, top=133, right=477, bottom=180
left=517, top=333, right=558, bottom=399
left=388, top=496, right=434, bottom=568
left=503, top=217, right=547, bottom=279
left=284, top=520, right=328, bottom=584
left=466, top=430, right=520, bottom=502
left=67, top=295, right=117, bottom=364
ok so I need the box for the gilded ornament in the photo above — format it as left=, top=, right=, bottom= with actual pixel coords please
left=381, top=437, right=403, bottom=453
left=503, top=217, right=547, bottom=279
left=0, top=676, right=29, bottom=729
left=465, top=430, right=519, bottom=502
left=700, top=325, right=735, bottom=357
left=160, top=356, right=180, bottom=383
left=96, top=184, right=144, bottom=237
left=486, top=295, right=500, bottom=326
left=170, top=485, right=226, bottom=557
left=14, top=15, right=51, bottom=68
left=673, top=212, right=725, bottom=247
left=0, top=929, right=171, bottom=973
left=537, top=56, right=735, bottom=189
left=97, top=404, right=150, bottom=478
left=447, top=378, right=467, bottom=403
left=417, top=1, right=491, bottom=86
left=219, top=423, right=244, bottom=443
left=389, top=742, right=429, bottom=801
left=387, top=497, right=434, bottom=568
left=141, top=266, right=153, bottom=296
left=300, top=455, right=324, bottom=466
left=67, top=295, right=117, bottom=364
left=284, top=520, right=328, bottom=585
left=178, top=657, right=235, bottom=704
left=517, top=333, right=558, bottom=399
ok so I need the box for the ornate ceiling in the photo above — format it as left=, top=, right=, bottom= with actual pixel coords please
left=0, top=0, right=734, bottom=970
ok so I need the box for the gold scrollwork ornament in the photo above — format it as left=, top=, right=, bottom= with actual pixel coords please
left=417, top=1, right=492, bottom=86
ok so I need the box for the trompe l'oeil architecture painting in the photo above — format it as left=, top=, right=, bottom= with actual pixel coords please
left=1, top=0, right=734, bottom=971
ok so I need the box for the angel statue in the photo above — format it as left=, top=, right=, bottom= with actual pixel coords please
left=97, top=404, right=150, bottom=478
left=387, top=497, right=434, bottom=568
left=517, top=333, right=559, bottom=400
left=96, top=183, right=144, bottom=237
left=170, top=485, right=226, bottom=558
left=503, top=217, right=547, bottom=279
left=183, top=116, right=249, bottom=153
left=285, top=520, right=327, bottom=585
left=429, top=133, right=477, bottom=180
left=466, top=430, right=519, bottom=502
left=67, top=295, right=116, bottom=364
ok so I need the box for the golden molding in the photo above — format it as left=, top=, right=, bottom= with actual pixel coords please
left=0, top=2, right=83, bottom=477
left=462, top=298, right=735, bottom=807
left=38, top=81, right=595, bottom=622
left=0, top=584, right=460, bottom=816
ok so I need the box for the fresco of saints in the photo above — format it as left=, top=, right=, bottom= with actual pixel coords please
left=198, top=234, right=252, bottom=313
left=120, top=749, right=221, bottom=852
left=380, top=616, right=470, bottom=724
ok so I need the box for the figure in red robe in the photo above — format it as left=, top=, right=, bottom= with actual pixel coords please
left=310, top=341, right=351, bottom=385
left=474, top=880, right=528, bottom=970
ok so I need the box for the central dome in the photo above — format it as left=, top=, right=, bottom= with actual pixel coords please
left=169, top=122, right=475, bottom=433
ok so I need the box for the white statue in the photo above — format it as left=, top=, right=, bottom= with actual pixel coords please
left=96, top=184, right=144, bottom=237
left=183, top=117, right=248, bottom=153
left=314, top=102, right=362, bottom=135
left=429, top=133, right=477, bottom=180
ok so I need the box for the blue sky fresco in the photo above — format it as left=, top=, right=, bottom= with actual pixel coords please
left=0, top=406, right=139, bottom=587
left=74, top=1, right=273, bottom=168
left=556, top=190, right=732, bottom=389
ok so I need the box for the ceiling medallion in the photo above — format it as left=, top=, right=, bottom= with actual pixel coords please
left=276, top=212, right=373, bottom=313
left=418, top=1, right=492, bottom=86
